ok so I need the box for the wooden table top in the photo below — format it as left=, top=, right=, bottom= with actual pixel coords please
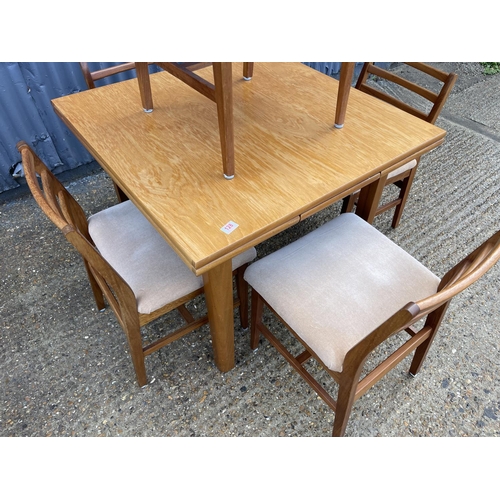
left=52, top=62, right=446, bottom=275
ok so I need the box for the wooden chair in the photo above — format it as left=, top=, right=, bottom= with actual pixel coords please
left=341, top=63, right=457, bottom=228
left=18, top=141, right=257, bottom=387
left=133, top=62, right=356, bottom=178
left=134, top=62, right=254, bottom=180
left=244, top=212, right=500, bottom=436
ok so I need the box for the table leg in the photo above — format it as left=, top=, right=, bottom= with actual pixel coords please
left=355, top=174, right=388, bottom=224
left=202, top=259, right=235, bottom=372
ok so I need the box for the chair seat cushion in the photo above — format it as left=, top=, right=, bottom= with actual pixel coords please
left=244, top=213, right=439, bottom=372
left=88, top=201, right=257, bottom=314
left=387, top=158, right=417, bottom=180
left=349, top=158, right=418, bottom=196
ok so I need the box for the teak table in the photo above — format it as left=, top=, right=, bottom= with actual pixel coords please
left=52, top=62, right=446, bottom=373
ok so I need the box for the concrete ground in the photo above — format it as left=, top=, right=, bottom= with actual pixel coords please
left=1, top=63, right=500, bottom=439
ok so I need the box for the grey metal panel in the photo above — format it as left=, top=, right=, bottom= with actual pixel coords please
left=0, top=62, right=46, bottom=191
left=303, top=62, right=393, bottom=79
left=17, top=62, right=94, bottom=172
left=1, top=63, right=87, bottom=192
left=303, top=62, right=345, bottom=77
left=0, top=62, right=161, bottom=193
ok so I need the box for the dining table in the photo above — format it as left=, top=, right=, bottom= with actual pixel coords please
left=51, top=62, right=446, bottom=374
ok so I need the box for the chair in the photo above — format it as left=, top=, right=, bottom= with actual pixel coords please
left=134, top=62, right=354, bottom=177
left=341, top=63, right=457, bottom=228
left=134, top=62, right=254, bottom=180
left=18, top=141, right=257, bottom=387
left=244, top=212, right=500, bottom=436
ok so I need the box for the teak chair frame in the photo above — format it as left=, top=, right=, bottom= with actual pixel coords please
left=342, top=62, right=457, bottom=228
left=250, top=227, right=500, bottom=436
left=134, top=62, right=254, bottom=181
left=79, top=62, right=138, bottom=90
left=90, top=62, right=353, bottom=181
left=19, top=141, right=250, bottom=387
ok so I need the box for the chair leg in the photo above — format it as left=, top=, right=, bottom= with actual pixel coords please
left=113, top=182, right=129, bottom=203
left=409, top=303, right=449, bottom=376
left=332, top=368, right=363, bottom=437
left=243, top=62, right=254, bottom=80
left=212, top=63, right=234, bottom=179
left=341, top=192, right=359, bottom=214
left=83, top=260, right=106, bottom=311
left=235, top=265, right=249, bottom=329
left=250, top=291, right=264, bottom=350
left=123, top=322, right=148, bottom=387
left=135, top=62, right=153, bottom=112
left=391, top=167, right=417, bottom=229
left=335, top=62, right=355, bottom=128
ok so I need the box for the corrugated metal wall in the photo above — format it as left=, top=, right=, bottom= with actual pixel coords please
left=0, top=62, right=388, bottom=194
left=304, top=62, right=354, bottom=78
left=0, top=62, right=162, bottom=194
left=303, top=62, right=391, bottom=79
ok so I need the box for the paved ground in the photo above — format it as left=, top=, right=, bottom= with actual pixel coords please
left=1, top=63, right=500, bottom=439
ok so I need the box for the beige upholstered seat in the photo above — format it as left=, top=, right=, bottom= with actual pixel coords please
left=387, top=158, right=417, bottom=180
left=89, top=200, right=256, bottom=315
left=245, top=213, right=439, bottom=372
left=19, top=141, right=256, bottom=387
left=245, top=212, right=500, bottom=436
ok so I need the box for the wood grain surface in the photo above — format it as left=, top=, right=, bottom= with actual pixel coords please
left=53, top=62, right=445, bottom=275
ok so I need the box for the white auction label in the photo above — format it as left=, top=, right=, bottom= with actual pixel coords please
left=220, top=221, right=239, bottom=234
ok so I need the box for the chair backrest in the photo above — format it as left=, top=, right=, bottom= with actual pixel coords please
left=18, top=141, right=89, bottom=235
left=355, top=62, right=457, bottom=124
left=417, top=229, right=500, bottom=315
left=79, top=62, right=137, bottom=89
left=80, top=62, right=214, bottom=90
left=18, top=142, right=136, bottom=320
left=355, top=228, right=500, bottom=365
